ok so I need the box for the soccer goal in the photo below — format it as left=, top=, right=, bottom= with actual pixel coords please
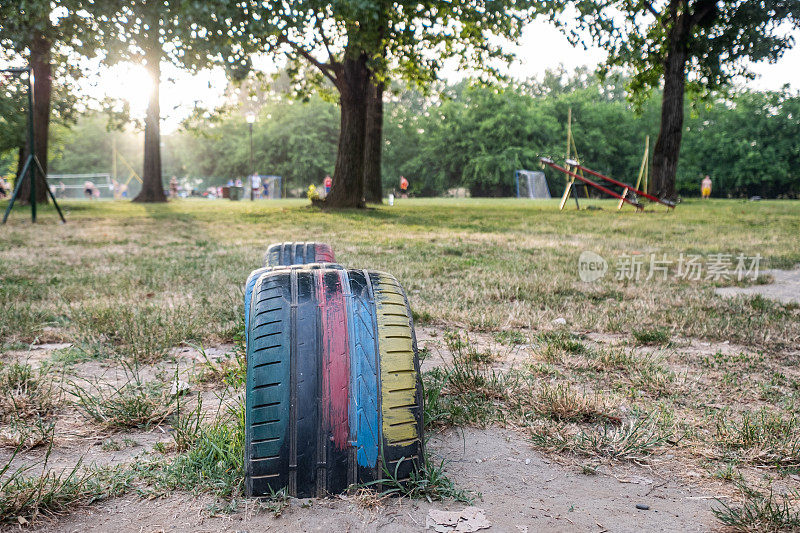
left=515, top=170, right=551, bottom=199
left=49, top=173, right=114, bottom=199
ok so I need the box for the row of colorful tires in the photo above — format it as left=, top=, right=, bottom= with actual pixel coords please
left=244, top=242, right=425, bottom=498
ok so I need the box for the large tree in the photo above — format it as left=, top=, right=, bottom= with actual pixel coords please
left=96, top=0, right=248, bottom=202
left=239, top=1, right=542, bottom=208
left=554, top=0, right=800, bottom=200
left=0, top=2, right=97, bottom=204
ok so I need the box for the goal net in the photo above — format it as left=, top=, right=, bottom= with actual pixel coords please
left=48, top=173, right=114, bottom=199
left=515, top=170, right=551, bottom=199
left=251, top=175, right=283, bottom=199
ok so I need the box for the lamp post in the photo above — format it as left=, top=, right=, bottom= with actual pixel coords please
left=246, top=113, right=256, bottom=201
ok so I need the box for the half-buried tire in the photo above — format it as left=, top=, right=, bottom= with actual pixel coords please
left=263, top=242, right=335, bottom=267
left=245, top=266, right=424, bottom=497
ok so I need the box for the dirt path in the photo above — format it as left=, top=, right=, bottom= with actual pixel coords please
left=715, top=266, right=800, bottom=304
left=30, top=428, right=716, bottom=533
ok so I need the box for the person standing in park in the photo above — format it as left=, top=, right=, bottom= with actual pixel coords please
left=399, top=176, right=409, bottom=198
left=701, top=175, right=712, bottom=199
left=84, top=181, right=95, bottom=200
left=324, top=175, right=332, bottom=196
left=170, top=176, right=179, bottom=199
left=0, top=177, right=8, bottom=199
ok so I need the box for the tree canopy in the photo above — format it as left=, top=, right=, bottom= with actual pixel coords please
left=549, top=0, right=800, bottom=200
left=0, top=0, right=100, bottom=202
left=220, top=0, right=544, bottom=207
left=38, top=69, right=800, bottom=200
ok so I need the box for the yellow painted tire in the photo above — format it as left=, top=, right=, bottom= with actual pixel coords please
left=369, top=271, right=425, bottom=483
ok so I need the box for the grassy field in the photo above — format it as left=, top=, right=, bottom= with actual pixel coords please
left=1, top=198, right=799, bottom=529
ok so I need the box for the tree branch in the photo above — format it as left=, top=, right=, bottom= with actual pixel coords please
left=314, top=12, right=335, bottom=64
left=643, top=0, right=661, bottom=21
left=688, top=0, right=717, bottom=28
left=278, top=34, right=339, bottom=86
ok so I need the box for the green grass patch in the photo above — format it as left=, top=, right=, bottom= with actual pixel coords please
left=0, top=450, right=131, bottom=526
left=69, top=361, right=176, bottom=429
left=714, top=484, right=800, bottom=532
left=715, top=409, right=800, bottom=468
left=631, top=327, right=671, bottom=346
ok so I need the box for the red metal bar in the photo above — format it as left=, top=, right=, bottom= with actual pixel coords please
left=540, top=158, right=643, bottom=210
left=568, top=161, right=675, bottom=209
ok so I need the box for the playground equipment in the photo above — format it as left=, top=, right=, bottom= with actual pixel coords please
left=541, top=158, right=645, bottom=210
left=515, top=170, right=551, bottom=199
left=1, top=66, right=66, bottom=224
left=543, top=107, right=674, bottom=211
left=112, top=140, right=143, bottom=198
left=243, top=242, right=424, bottom=497
left=566, top=159, right=675, bottom=210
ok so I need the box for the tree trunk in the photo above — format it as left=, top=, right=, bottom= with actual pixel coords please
left=326, top=53, right=369, bottom=208
left=134, top=5, right=166, bottom=203
left=651, top=11, right=690, bottom=201
left=363, top=79, right=384, bottom=204
left=17, top=31, right=52, bottom=205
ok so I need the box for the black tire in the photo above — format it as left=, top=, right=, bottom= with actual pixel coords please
left=244, top=266, right=424, bottom=497
left=264, top=242, right=335, bottom=267
left=244, top=263, right=343, bottom=346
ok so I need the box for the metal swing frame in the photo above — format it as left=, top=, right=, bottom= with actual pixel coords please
left=1, top=67, right=66, bottom=224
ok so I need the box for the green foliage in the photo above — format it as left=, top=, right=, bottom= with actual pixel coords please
left=236, top=1, right=544, bottom=93
left=0, top=4, right=98, bottom=164
left=384, top=73, right=660, bottom=197
left=45, top=67, right=800, bottom=198
left=179, top=96, right=339, bottom=191
left=680, top=88, right=800, bottom=197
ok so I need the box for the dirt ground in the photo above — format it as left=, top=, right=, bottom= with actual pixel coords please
left=28, top=427, right=716, bottom=533
left=715, top=267, right=800, bottom=304
left=2, top=328, right=747, bottom=533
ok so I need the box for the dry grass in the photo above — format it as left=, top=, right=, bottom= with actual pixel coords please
left=0, top=362, right=60, bottom=423
left=0, top=448, right=131, bottom=526
left=1, top=199, right=798, bottom=352
left=1, top=198, right=799, bottom=527
left=68, top=360, right=177, bottom=430
left=350, top=487, right=389, bottom=510
left=531, top=383, right=620, bottom=424
left=528, top=416, right=671, bottom=462
left=0, top=362, right=61, bottom=449
left=715, top=410, right=800, bottom=468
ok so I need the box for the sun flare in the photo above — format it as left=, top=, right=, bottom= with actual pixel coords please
left=100, top=63, right=153, bottom=116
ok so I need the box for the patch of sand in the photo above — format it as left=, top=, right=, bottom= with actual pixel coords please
left=715, top=267, right=800, bottom=304
left=30, top=428, right=716, bottom=533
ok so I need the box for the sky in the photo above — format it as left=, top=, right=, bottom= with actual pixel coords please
left=93, top=19, right=800, bottom=133
left=509, top=20, right=800, bottom=91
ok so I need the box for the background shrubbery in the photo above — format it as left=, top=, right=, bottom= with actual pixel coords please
left=6, top=68, right=798, bottom=199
